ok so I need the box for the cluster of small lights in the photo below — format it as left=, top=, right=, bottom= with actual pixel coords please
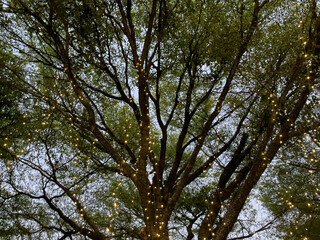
left=104, top=178, right=124, bottom=237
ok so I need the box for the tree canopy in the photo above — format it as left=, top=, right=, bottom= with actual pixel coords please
left=0, top=0, right=320, bottom=239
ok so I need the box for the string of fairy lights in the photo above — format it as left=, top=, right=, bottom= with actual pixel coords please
left=195, top=2, right=320, bottom=239
left=285, top=0, right=319, bottom=228
left=255, top=2, right=320, bottom=239
left=1, top=1, right=320, bottom=239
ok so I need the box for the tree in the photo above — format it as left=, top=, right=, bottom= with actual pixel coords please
left=0, top=0, right=320, bottom=239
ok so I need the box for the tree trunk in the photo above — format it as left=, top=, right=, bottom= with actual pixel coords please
left=140, top=221, right=169, bottom=240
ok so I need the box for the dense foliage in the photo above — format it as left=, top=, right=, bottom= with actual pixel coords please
left=0, top=0, right=320, bottom=239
